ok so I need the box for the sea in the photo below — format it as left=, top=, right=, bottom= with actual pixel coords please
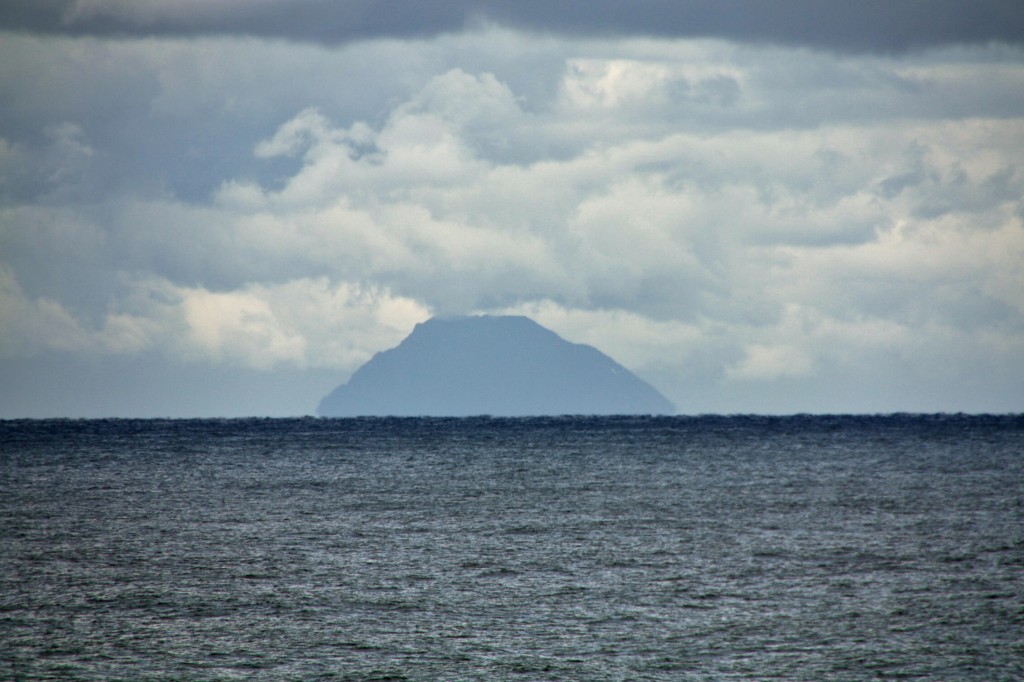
left=2, top=415, right=1023, bottom=681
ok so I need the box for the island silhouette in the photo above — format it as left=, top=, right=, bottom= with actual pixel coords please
left=317, top=315, right=675, bottom=416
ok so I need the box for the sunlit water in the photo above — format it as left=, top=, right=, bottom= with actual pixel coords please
left=2, top=415, right=1023, bottom=680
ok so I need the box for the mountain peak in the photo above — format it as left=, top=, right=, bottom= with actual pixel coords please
left=318, top=315, right=675, bottom=416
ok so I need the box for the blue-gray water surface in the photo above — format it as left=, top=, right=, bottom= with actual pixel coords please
left=2, top=415, right=1023, bottom=680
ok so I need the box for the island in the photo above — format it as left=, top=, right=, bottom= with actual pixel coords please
left=317, top=315, right=675, bottom=416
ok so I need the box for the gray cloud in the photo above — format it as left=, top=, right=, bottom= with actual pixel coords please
left=1, top=21, right=1022, bottom=416
left=2, top=0, right=1023, bottom=52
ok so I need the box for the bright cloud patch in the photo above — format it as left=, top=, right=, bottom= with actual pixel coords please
left=157, top=278, right=430, bottom=370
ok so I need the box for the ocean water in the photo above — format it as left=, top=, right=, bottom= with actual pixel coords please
left=1, top=415, right=1023, bottom=681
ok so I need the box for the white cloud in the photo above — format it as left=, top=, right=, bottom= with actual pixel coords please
left=0, top=258, right=430, bottom=372
left=128, top=277, right=431, bottom=370
left=559, top=57, right=744, bottom=112
left=2, top=28, right=1023, bottom=414
left=253, top=106, right=338, bottom=160
left=727, top=344, right=815, bottom=381
left=179, top=287, right=306, bottom=368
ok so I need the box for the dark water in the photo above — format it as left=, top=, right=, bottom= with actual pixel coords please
left=2, top=415, right=1023, bottom=680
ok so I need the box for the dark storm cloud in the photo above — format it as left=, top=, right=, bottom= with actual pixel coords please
left=2, top=0, right=1022, bottom=52
left=0, top=0, right=469, bottom=42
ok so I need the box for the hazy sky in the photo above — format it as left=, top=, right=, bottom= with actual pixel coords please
left=2, top=1, right=1023, bottom=417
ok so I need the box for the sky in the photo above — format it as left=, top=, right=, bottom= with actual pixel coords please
left=1, top=0, right=1023, bottom=417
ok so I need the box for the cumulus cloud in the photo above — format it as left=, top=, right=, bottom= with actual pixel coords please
left=1, top=23, right=1022, bottom=415
left=0, top=266, right=429, bottom=372
left=155, top=277, right=429, bottom=370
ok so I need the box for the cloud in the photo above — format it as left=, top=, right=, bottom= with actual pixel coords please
left=131, top=277, right=432, bottom=370
left=0, top=265, right=155, bottom=357
left=0, top=265, right=430, bottom=372
left=2, top=0, right=1023, bottom=52
left=1, top=25, right=1022, bottom=415
left=727, top=343, right=816, bottom=382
